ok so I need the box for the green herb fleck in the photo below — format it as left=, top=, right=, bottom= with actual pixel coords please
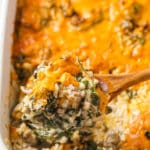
left=41, top=18, right=50, bottom=27
left=127, top=89, right=137, bottom=99
left=82, top=80, right=89, bottom=88
left=139, top=36, right=145, bottom=45
left=132, top=3, right=142, bottom=14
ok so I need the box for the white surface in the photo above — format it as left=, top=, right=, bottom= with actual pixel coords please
left=0, top=0, right=17, bottom=149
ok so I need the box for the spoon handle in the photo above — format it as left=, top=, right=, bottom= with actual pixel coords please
left=95, top=68, right=150, bottom=100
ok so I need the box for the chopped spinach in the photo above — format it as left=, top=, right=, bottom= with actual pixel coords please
left=91, top=92, right=100, bottom=106
left=75, top=116, right=83, bottom=126
left=84, top=141, right=97, bottom=150
left=76, top=72, right=83, bottom=81
left=80, top=130, right=92, bottom=136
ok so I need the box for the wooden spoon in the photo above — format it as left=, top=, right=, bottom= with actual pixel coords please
left=94, top=68, right=150, bottom=102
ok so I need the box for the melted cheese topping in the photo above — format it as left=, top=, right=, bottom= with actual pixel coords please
left=12, top=0, right=150, bottom=149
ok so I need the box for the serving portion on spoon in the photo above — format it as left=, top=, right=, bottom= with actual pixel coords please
left=10, top=57, right=150, bottom=150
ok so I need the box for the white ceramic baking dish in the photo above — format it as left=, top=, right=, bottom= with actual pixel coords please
left=0, top=0, right=17, bottom=149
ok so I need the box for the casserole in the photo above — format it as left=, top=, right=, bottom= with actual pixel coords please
left=1, top=0, right=150, bottom=149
